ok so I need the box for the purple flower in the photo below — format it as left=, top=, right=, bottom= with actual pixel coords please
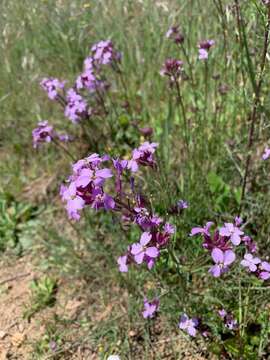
left=166, top=26, right=184, bottom=44
left=40, top=77, right=65, bottom=100
left=61, top=153, right=115, bottom=219
left=219, top=223, right=243, bottom=246
left=76, top=167, right=113, bottom=188
left=179, top=313, right=198, bottom=337
left=259, top=261, right=270, bottom=280
left=142, top=298, right=159, bottom=319
left=64, top=88, right=88, bottom=123
left=134, top=207, right=162, bottom=231
left=198, top=48, right=209, bottom=60
left=131, top=232, right=159, bottom=265
left=218, top=309, right=237, bottom=330
left=242, top=236, right=257, bottom=253
left=91, top=188, right=115, bottom=211
left=138, top=127, right=153, bottom=137
left=209, top=248, right=236, bottom=277
left=113, top=159, right=128, bottom=194
left=262, top=147, right=270, bottom=160
left=190, top=222, right=214, bottom=236
left=113, top=159, right=128, bottom=173
left=76, top=70, right=103, bottom=92
left=156, top=222, right=175, bottom=247
left=117, top=255, right=128, bottom=273
left=60, top=182, right=85, bottom=220
left=84, top=56, right=94, bottom=70
left=32, top=121, right=54, bottom=148
left=57, top=133, right=72, bottom=142
left=160, top=58, right=183, bottom=80
left=91, top=40, right=121, bottom=66
left=177, top=199, right=188, bottom=209
left=198, top=40, right=215, bottom=61
left=49, top=340, right=57, bottom=352
left=240, top=253, right=261, bottom=272
left=225, top=317, right=238, bottom=330
left=128, top=142, right=158, bottom=172
left=218, top=309, right=227, bottom=319
left=234, top=216, right=243, bottom=227
left=199, top=40, right=215, bottom=50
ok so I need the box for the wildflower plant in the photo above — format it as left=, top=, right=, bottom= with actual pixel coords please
left=31, top=1, right=270, bottom=357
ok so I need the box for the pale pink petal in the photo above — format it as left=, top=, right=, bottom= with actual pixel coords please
left=131, top=243, right=143, bottom=255
left=145, top=247, right=159, bottom=258
left=134, top=252, right=144, bottom=264
left=224, top=250, right=236, bottom=266
left=211, top=248, right=224, bottom=264
left=140, top=232, right=152, bottom=246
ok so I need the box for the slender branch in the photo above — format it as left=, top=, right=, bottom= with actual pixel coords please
left=238, top=4, right=270, bottom=213
left=174, top=77, right=189, bottom=153
left=52, top=138, right=76, bottom=161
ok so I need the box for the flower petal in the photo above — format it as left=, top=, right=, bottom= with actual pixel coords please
left=145, top=247, right=159, bottom=258
left=140, top=232, right=152, bottom=246
left=211, top=248, right=224, bottom=264
left=224, top=250, right=236, bottom=266
left=131, top=243, right=143, bottom=255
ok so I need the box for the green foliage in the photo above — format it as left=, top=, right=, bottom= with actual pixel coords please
left=0, top=191, right=41, bottom=254
left=24, top=276, right=58, bottom=320
left=207, top=172, right=241, bottom=212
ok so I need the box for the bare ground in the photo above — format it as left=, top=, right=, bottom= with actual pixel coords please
left=0, top=254, right=210, bottom=360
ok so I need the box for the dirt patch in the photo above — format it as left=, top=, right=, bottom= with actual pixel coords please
left=0, top=254, right=210, bottom=359
left=0, top=255, right=36, bottom=359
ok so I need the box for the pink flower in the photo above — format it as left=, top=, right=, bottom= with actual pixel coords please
left=190, top=222, right=214, bottom=236
left=219, top=223, right=243, bottom=246
left=179, top=313, right=198, bottom=337
left=259, top=261, right=270, bottom=280
left=117, top=255, right=128, bottom=273
left=142, top=298, right=159, bottom=319
left=209, top=248, right=236, bottom=277
left=131, top=232, right=159, bottom=264
left=262, top=147, right=270, bottom=160
left=240, top=253, right=261, bottom=272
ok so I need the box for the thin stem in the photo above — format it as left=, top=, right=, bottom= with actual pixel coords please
left=51, top=138, right=76, bottom=161
left=213, top=0, right=228, bottom=69
left=204, top=61, right=209, bottom=123
left=174, top=78, right=189, bottom=153
left=238, top=4, right=270, bottom=214
left=179, top=44, right=199, bottom=109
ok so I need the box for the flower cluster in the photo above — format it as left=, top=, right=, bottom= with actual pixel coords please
left=198, top=39, right=215, bottom=60
left=91, top=40, right=121, bottom=66
left=60, top=142, right=158, bottom=221
left=64, top=88, right=88, bottom=123
left=191, top=217, right=270, bottom=282
left=118, top=222, right=175, bottom=272
left=60, top=153, right=114, bottom=220
left=241, top=254, right=270, bottom=280
left=169, top=199, right=189, bottom=215
left=142, top=297, right=159, bottom=319
left=160, top=59, right=183, bottom=81
left=39, top=39, right=121, bottom=130
left=40, top=77, right=65, bottom=100
left=179, top=313, right=199, bottom=337
left=191, top=218, right=245, bottom=277
left=218, top=309, right=238, bottom=330
left=166, top=26, right=184, bottom=44
left=128, top=142, right=158, bottom=172
left=32, top=121, right=71, bottom=148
